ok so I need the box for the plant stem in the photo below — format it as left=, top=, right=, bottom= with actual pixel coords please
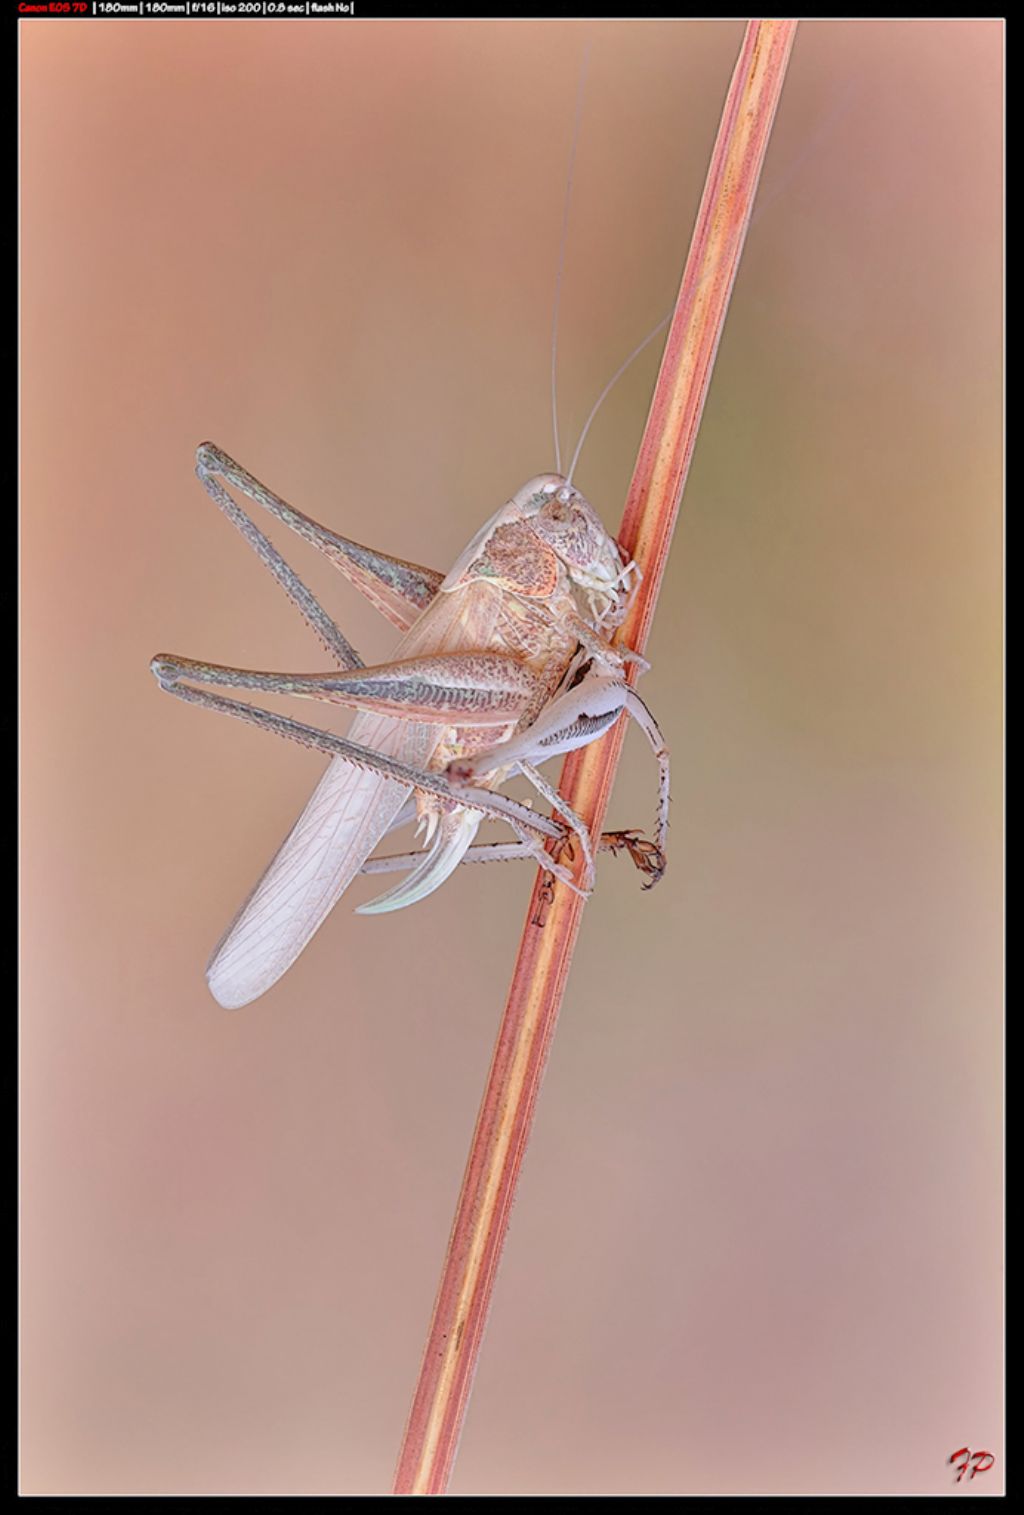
left=393, top=20, right=798, bottom=1496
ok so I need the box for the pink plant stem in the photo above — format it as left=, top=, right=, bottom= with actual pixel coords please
left=393, top=20, right=798, bottom=1496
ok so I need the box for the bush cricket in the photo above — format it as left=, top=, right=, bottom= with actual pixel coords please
left=152, top=443, right=669, bottom=1007
left=151, top=74, right=672, bottom=1011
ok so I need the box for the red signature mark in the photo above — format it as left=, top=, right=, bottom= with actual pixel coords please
left=949, top=1448, right=995, bottom=1483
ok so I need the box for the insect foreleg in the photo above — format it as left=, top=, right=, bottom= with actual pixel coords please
left=560, top=608, right=651, bottom=676
left=196, top=443, right=444, bottom=636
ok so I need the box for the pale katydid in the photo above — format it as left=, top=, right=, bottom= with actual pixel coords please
left=151, top=51, right=675, bottom=1009
left=152, top=442, right=670, bottom=1008
left=146, top=18, right=848, bottom=1010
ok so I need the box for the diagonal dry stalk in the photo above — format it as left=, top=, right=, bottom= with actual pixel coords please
left=393, top=20, right=798, bottom=1496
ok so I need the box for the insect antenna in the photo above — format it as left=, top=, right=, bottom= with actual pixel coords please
left=565, top=309, right=672, bottom=488
left=549, top=41, right=677, bottom=489
left=550, top=41, right=591, bottom=476
left=565, top=82, right=858, bottom=488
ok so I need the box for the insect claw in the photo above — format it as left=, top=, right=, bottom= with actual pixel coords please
left=600, top=828, right=666, bottom=887
left=531, top=875, right=555, bottom=928
left=608, top=642, right=649, bottom=674
left=551, top=835, right=576, bottom=868
left=637, top=840, right=667, bottom=888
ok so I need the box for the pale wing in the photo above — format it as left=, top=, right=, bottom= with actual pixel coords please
left=206, top=723, right=411, bottom=1010
left=394, top=572, right=504, bottom=659
left=207, top=577, right=505, bottom=1008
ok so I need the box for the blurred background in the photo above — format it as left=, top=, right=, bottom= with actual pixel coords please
left=21, top=18, right=1002, bottom=1497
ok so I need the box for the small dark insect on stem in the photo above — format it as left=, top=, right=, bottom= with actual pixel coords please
left=392, top=20, right=799, bottom=1495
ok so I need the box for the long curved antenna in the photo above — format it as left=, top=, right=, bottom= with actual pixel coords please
left=565, top=82, right=858, bottom=488
left=551, top=40, right=591, bottom=476
left=566, top=308, right=672, bottom=487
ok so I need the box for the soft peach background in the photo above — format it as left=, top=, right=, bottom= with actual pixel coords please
left=21, top=18, right=1002, bottom=1497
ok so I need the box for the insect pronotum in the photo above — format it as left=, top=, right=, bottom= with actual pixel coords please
left=152, top=66, right=672, bottom=1010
